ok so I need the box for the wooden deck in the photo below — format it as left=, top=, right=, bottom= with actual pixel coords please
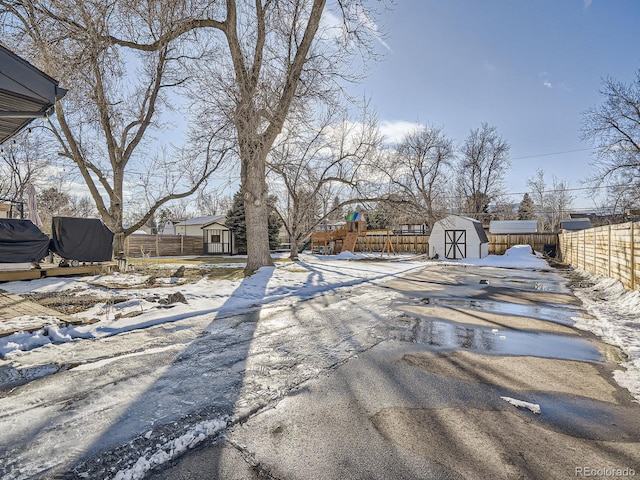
left=0, top=291, right=95, bottom=338
left=0, top=263, right=113, bottom=283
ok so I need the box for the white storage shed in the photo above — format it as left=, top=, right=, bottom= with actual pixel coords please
left=430, top=215, right=489, bottom=259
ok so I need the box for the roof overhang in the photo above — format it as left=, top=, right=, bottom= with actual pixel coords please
left=0, top=44, right=67, bottom=145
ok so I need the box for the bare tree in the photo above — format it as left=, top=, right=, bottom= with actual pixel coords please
left=185, top=1, right=384, bottom=273
left=376, top=125, right=454, bottom=229
left=582, top=71, right=640, bottom=209
left=0, top=130, right=51, bottom=202
left=268, top=102, right=382, bottom=259
left=0, top=0, right=228, bottom=254
left=527, top=169, right=573, bottom=232
left=37, top=186, right=75, bottom=232
left=456, top=123, right=510, bottom=221
left=195, top=188, right=234, bottom=217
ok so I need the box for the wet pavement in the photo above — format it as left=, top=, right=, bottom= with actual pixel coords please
left=392, top=316, right=602, bottom=362
left=149, top=262, right=640, bottom=480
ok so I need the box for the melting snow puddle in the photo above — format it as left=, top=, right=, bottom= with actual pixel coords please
left=423, top=297, right=579, bottom=326
left=525, top=392, right=640, bottom=442
left=402, top=318, right=602, bottom=362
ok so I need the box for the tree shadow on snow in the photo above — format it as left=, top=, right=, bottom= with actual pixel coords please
left=61, top=267, right=275, bottom=479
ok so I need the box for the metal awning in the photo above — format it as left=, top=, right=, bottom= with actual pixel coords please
left=0, top=44, right=67, bottom=145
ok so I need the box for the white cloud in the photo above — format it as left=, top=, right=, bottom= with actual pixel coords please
left=539, top=71, right=553, bottom=89
left=583, top=0, right=593, bottom=8
left=379, top=120, right=422, bottom=144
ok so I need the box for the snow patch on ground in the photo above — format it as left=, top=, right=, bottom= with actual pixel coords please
left=113, top=418, right=228, bottom=480
left=500, top=396, right=541, bottom=414
left=0, top=255, right=425, bottom=357
left=569, top=271, right=640, bottom=403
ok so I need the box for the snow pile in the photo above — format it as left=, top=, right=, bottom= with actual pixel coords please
left=569, top=272, right=640, bottom=402
left=461, top=245, right=552, bottom=271
left=500, top=396, right=541, bottom=414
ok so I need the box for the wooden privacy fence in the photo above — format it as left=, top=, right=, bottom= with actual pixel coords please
left=355, top=233, right=558, bottom=256
left=122, top=232, right=561, bottom=258
left=488, top=233, right=559, bottom=255
left=356, top=233, right=430, bottom=254
left=124, top=235, right=204, bottom=257
left=559, top=221, right=640, bottom=291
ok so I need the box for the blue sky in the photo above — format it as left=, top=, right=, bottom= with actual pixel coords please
left=354, top=0, right=640, bottom=210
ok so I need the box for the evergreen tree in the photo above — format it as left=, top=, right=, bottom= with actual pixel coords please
left=226, top=189, right=282, bottom=253
left=268, top=203, right=283, bottom=250
left=226, top=191, right=248, bottom=253
left=518, top=193, right=536, bottom=220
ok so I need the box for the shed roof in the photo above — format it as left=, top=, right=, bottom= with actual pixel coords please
left=435, top=215, right=488, bottom=243
left=0, top=45, right=67, bottom=144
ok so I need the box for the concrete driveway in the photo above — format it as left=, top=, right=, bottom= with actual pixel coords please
left=148, top=263, right=640, bottom=480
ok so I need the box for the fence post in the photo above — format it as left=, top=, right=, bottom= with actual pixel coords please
left=581, top=230, right=585, bottom=270
left=592, top=228, right=596, bottom=274
left=608, top=224, right=612, bottom=278
left=632, top=222, right=636, bottom=290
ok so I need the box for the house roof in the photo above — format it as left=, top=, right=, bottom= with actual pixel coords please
left=173, top=215, right=225, bottom=227
left=561, top=218, right=592, bottom=231
left=0, top=45, right=67, bottom=144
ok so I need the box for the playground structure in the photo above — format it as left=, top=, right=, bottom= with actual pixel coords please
left=310, top=212, right=396, bottom=256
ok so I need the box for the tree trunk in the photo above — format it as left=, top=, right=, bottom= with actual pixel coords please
left=112, top=230, right=125, bottom=258
left=242, top=154, right=274, bottom=275
left=289, top=235, right=300, bottom=261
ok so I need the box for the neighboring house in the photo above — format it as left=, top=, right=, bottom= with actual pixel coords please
left=159, top=219, right=180, bottom=235
left=430, top=215, right=489, bottom=260
left=202, top=216, right=237, bottom=255
left=0, top=203, right=10, bottom=219
left=399, top=223, right=427, bottom=234
left=315, top=220, right=346, bottom=232
left=489, top=220, right=538, bottom=234
left=560, top=218, right=592, bottom=232
left=173, top=215, right=225, bottom=237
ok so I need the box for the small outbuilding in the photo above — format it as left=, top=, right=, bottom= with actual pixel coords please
left=202, top=216, right=237, bottom=255
left=430, top=215, right=489, bottom=259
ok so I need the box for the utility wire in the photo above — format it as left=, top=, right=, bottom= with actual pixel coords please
left=510, top=148, right=593, bottom=160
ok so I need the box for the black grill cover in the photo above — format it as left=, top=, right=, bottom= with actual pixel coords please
left=51, top=217, right=114, bottom=262
left=0, top=219, right=50, bottom=262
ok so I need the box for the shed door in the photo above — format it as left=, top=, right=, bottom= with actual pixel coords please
left=444, top=230, right=466, bottom=259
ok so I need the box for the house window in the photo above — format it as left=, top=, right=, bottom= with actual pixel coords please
left=211, top=233, right=221, bottom=243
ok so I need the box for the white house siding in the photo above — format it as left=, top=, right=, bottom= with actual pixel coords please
left=489, top=220, right=538, bottom=234
left=173, top=215, right=226, bottom=237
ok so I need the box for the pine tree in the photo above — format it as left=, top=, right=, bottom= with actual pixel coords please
left=226, top=191, right=247, bottom=253
left=268, top=196, right=283, bottom=250
left=226, top=189, right=282, bottom=253
left=518, top=193, right=536, bottom=220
